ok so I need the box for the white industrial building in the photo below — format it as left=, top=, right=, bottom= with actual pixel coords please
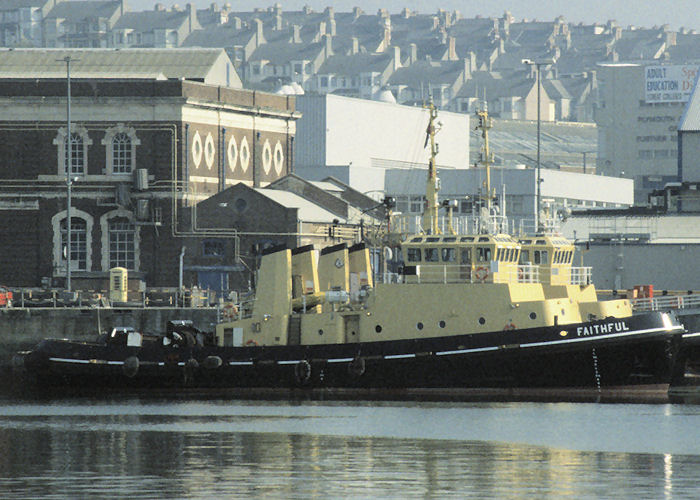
left=595, top=62, right=698, bottom=202
left=293, top=94, right=470, bottom=195
left=292, top=92, right=636, bottom=233
left=386, top=166, right=633, bottom=234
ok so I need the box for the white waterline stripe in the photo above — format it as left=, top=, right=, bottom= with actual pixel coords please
left=683, top=332, right=700, bottom=338
left=384, top=353, right=416, bottom=360
left=327, top=357, right=354, bottom=363
left=49, top=357, right=89, bottom=364
left=229, top=361, right=254, bottom=366
left=522, top=327, right=675, bottom=348
left=277, top=360, right=300, bottom=365
left=436, top=346, right=499, bottom=356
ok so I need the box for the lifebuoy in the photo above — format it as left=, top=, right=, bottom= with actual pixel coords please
left=245, top=339, right=259, bottom=347
left=222, top=303, right=238, bottom=321
left=475, top=266, right=489, bottom=281
left=503, top=322, right=516, bottom=331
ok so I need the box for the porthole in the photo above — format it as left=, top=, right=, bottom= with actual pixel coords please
left=416, top=322, right=424, bottom=330
left=375, top=325, right=382, bottom=333
left=438, top=320, right=446, bottom=328
left=478, top=317, right=486, bottom=325
left=318, top=329, right=324, bottom=336
left=529, top=312, right=537, bottom=320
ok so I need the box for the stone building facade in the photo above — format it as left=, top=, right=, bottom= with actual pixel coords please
left=0, top=78, right=298, bottom=293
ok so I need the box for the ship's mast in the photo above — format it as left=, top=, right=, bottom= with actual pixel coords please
left=475, top=105, right=494, bottom=214
left=423, top=100, right=440, bottom=235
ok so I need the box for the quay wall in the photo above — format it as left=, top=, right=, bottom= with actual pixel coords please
left=0, top=307, right=218, bottom=367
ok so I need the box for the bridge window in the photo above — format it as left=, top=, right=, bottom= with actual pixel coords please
left=534, top=250, right=549, bottom=264
left=441, top=248, right=456, bottom=262
left=424, top=248, right=439, bottom=262
left=407, top=248, right=421, bottom=262
left=461, top=248, right=471, bottom=264
left=477, top=247, right=491, bottom=262
left=520, top=250, right=530, bottom=264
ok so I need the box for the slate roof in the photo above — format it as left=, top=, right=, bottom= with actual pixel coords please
left=248, top=41, right=322, bottom=64
left=0, top=0, right=50, bottom=9
left=318, top=52, right=392, bottom=75
left=0, top=48, right=230, bottom=81
left=113, top=10, right=191, bottom=31
left=45, top=0, right=120, bottom=20
left=182, top=25, right=255, bottom=48
left=255, top=188, right=346, bottom=223
left=388, top=60, right=464, bottom=86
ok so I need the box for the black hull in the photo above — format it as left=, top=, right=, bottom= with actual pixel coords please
left=17, top=312, right=684, bottom=397
left=668, top=332, right=700, bottom=402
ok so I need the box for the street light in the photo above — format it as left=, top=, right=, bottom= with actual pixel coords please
left=522, top=58, right=555, bottom=233
left=60, top=55, right=78, bottom=291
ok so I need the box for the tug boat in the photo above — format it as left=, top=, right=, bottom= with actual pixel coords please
left=18, top=104, right=686, bottom=399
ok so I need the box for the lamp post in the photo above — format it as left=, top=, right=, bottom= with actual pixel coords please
left=522, top=58, right=555, bottom=233
left=63, top=55, right=73, bottom=291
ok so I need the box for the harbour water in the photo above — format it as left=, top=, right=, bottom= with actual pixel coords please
left=1, top=393, right=700, bottom=499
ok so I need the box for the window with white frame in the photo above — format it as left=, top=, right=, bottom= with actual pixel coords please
left=52, top=210, right=93, bottom=273
left=108, top=218, right=136, bottom=269
left=102, top=125, right=140, bottom=175
left=61, top=217, right=87, bottom=270
left=53, top=126, right=92, bottom=176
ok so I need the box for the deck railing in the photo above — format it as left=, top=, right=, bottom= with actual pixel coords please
left=376, top=264, right=591, bottom=286
left=631, top=294, right=700, bottom=312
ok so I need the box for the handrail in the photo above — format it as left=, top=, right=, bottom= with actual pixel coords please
left=631, top=294, right=700, bottom=312
left=375, top=264, right=590, bottom=285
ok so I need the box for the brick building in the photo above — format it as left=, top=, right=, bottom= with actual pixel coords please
left=0, top=49, right=298, bottom=295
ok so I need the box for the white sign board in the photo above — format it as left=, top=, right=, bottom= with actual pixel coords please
left=645, top=65, right=699, bottom=103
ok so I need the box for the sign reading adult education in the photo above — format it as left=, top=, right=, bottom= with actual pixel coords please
left=645, top=65, right=699, bottom=103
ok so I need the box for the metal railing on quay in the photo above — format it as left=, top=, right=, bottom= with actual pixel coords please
left=630, top=294, right=700, bottom=312
left=1, top=287, right=223, bottom=309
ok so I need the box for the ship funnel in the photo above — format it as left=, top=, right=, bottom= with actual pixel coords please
left=318, top=243, right=350, bottom=292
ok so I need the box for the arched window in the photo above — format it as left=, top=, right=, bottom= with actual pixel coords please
left=112, top=132, right=132, bottom=173
left=67, top=133, right=84, bottom=175
left=102, top=125, right=140, bottom=176
left=53, top=126, right=92, bottom=176
left=61, top=217, right=87, bottom=270
left=52, top=210, right=93, bottom=274
left=108, top=217, right=136, bottom=269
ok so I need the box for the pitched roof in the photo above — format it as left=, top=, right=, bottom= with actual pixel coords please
left=318, top=52, right=392, bottom=75
left=182, top=25, right=256, bottom=48
left=45, top=0, right=121, bottom=20
left=255, top=188, right=345, bottom=223
left=388, top=59, right=464, bottom=86
left=0, top=0, right=50, bottom=9
left=0, top=48, right=231, bottom=82
left=113, top=10, right=191, bottom=31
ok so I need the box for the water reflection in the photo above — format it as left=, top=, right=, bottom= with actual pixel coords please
left=1, top=398, right=700, bottom=498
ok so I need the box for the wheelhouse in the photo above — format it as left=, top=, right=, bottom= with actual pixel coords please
left=519, top=236, right=580, bottom=285
left=401, top=233, right=520, bottom=283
